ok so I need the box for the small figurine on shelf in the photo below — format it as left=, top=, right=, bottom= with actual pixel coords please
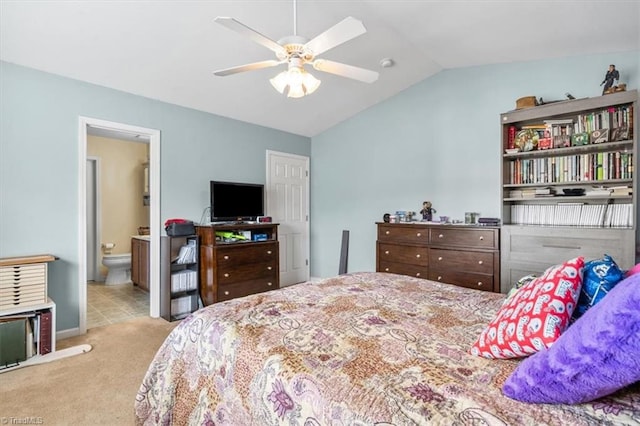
left=601, top=64, right=620, bottom=95
left=420, top=201, right=436, bottom=221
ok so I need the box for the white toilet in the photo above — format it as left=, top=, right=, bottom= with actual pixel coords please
left=102, top=253, right=132, bottom=285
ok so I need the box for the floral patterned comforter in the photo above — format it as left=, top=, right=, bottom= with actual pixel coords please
left=134, top=272, right=640, bottom=425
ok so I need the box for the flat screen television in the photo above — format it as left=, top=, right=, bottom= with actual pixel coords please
left=210, top=180, right=264, bottom=222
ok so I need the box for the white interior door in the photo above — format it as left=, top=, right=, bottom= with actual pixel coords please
left=266, top=150, right=309, bottom=286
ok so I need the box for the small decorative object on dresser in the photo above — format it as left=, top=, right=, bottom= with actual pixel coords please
left=420, top=201, right=436, bottom=221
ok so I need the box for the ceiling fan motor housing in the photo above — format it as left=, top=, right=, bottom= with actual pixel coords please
left=277, top=35, right=314, bottom=62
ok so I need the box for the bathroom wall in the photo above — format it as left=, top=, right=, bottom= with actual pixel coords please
left=87, top=135, right=149, bottom=278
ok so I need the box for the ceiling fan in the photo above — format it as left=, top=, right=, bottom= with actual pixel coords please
left=213, top=0, right=379, bottom=98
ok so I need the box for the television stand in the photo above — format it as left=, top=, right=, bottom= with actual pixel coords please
left=196, top=223, right=279, bottom=305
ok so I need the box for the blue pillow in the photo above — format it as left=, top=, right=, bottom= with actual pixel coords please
left=502, top=273, right=640, bottom=404
left=572, top=254, right=623, bottom=320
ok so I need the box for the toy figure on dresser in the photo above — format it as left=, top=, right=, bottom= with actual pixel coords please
left=420, top=201, right=436, bottom=221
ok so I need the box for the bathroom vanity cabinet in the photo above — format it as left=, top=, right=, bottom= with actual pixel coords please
left=131, top=236, right=150, bottom=292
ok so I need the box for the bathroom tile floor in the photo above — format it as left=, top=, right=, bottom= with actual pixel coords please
left=87, top=281, right=149, bottom=329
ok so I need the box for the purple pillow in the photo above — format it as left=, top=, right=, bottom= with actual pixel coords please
left=502, top=272, right=640, bottom=404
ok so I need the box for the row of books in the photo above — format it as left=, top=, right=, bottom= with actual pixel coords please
left=506, top=104, right=634, bottom=150
left=509, top=203, right=633, bottom=227
left=508, top=152, right=633, bottom=185
left=173, top=239, right=197, bottom=264
left=171, top=295, right=195, bottom=316
left=0, top=309, right=52, bottom=368
left=170, top=269, right=198, bottom=293
left=574, top=105, right=634, bottom=135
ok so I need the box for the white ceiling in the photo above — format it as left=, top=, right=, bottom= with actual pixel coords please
left=1, top=1, right=638, bottom=137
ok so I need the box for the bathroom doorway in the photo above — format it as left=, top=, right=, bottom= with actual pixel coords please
left=78, top=117, right=161, bottom=336
left=86, top=134, right=150, bottom=328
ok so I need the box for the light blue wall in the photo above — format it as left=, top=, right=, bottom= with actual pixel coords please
left=310, top=51, right=640, bottom=278
left=2, top=51, right=638, bottom=330
left=0, top=61, right=310, bottom=331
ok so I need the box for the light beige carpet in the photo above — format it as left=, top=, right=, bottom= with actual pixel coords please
left=0, top=316, right=177, bottom=425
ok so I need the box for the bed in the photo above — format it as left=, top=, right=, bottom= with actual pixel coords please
left=134, top=272, right=640, bottom=425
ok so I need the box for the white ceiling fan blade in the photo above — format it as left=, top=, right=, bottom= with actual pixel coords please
left=312, top=59, right=379, bottom=83
left=304, top=17, right=367, bottom=57
left=214, top=60, right=284, bottom=77
left=214, top=17, right=287, bottom=57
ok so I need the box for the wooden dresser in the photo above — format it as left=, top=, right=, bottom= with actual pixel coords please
left=196, top=223, right=279, bottom=305
left=376, top=222, right=500, bottom=293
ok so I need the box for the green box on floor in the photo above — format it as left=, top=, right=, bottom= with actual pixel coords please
left=0, top=318, right=27, bottom=367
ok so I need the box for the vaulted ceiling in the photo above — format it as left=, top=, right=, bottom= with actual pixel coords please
left=1, top=1, right=638, bottom=137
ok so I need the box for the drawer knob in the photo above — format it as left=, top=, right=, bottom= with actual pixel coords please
left=416, top=254, right=421, bottom=258
left=224, top=291, right=229, bottom=295
left=416, top=232, right=421, bottom=237
left=415, top=272, right=421, bottom=277
left=437, top=275, right=442, bottom=281
left=267, top=250, right=272, bottom=254
left=267, top=266, right=272, bottom=270
left=223, top=255, right=229, bottom=260
left=479, top=236, right=484, bottom=241
left=438, top=256, right=443, bottom=261
left=477, top=282, right=483, bottom=286
left=438, top=234, right=444, bottom=238
left=385, top=230, right=390, bottom=235
left=478, top=260, right=483, bottom=265
left=385, top=250, right=390, bottom=255
left=385, top=267, right=390, bottom=272
left=224, top=273, right=229, bottom=278
left=267, top=282, right=273, bottom=286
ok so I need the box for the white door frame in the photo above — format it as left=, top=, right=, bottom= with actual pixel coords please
left=75, top=116, right=160, bottom=337
left=86, top=156, right=102, bottom=282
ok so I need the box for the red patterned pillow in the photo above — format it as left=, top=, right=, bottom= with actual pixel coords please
left=470, top=257, right=584, bottom=359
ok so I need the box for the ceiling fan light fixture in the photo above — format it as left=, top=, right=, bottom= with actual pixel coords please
left=269, top=66, right=321, bottom=98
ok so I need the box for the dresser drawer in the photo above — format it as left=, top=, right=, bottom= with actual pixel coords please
left=217, top=263, right=277, bottom=285
left=378, top=224, right=429, bottom=244
left=217, top=279, right=277, bottom=302
left=428, top=270, right=494, bottom=292
left=429, top=228, right=497, bottom=249
left=502, top=226, right=634, bottom=266
left=429, top=248, right=494, bottom=274
left=378, top=261, right=428, bottom=279
left=377, top=243, right=428, bottom=266
left=215, top=243, right=278, bottom=267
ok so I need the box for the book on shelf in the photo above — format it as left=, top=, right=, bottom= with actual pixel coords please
left=584, top=187, right=612, bottom=197
left=610, top=126, right=630, bottom=141
left=610, top=185, right=632, bottom=196
left=39, top=310, right=52, bottom=355
left=590, top=128, right=610, bottom=144
left=173, top=239, right=197, bottom=264
left=170, top=269, right=198, bottom=293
